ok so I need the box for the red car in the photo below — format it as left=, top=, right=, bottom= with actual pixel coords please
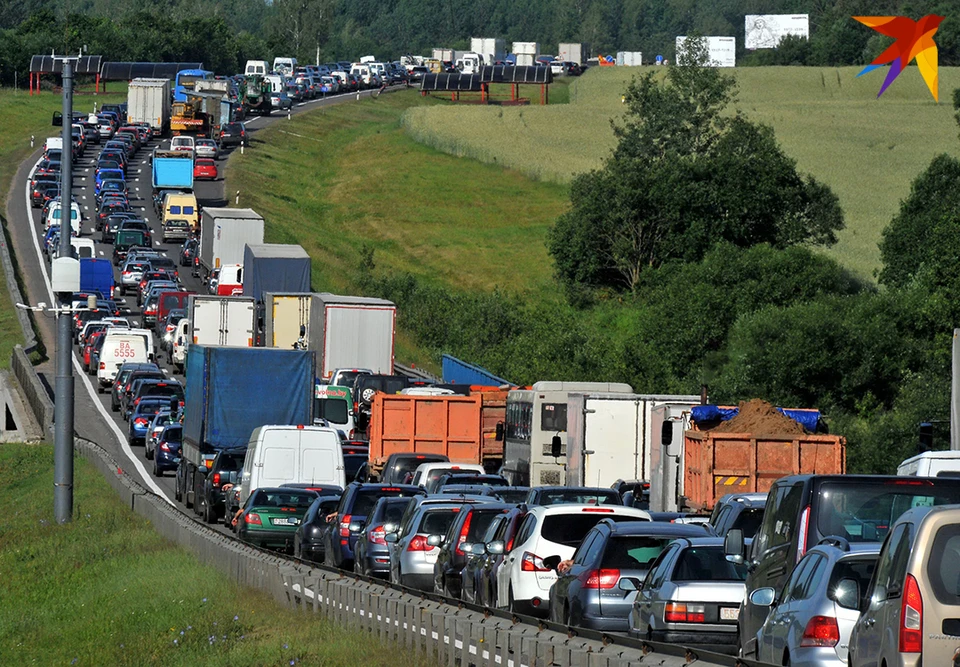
left=194, top=158, right=218, bottom=180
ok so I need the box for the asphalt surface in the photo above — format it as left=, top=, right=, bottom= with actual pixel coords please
left=8, top=85, right=400, bottom=521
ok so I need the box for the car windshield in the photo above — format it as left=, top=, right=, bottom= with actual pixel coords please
left=352, top=488, right=419, bottom=516
left=541, top=513, right=640, bottom=547
left=537, top=490, right=621, bottom=506
left=343, top=455, right=366, bottom=480
left=671, top=545, right=748, bottom=581
left=416, top=508, right=459, bottom=535
left=315, top=398, right=348, bottom=424
left=495, top=489, right=530, bottom=504
left=731, top=507, right=764, bottom=539
left=250, top=490, right=317, bottom=509
left=162, top=426, right=182, bottom=443
left=817, top=480, right=960, bottom=543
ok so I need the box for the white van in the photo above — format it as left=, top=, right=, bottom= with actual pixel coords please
left=410, top=462, right=485, bottom=489
left=97, top=330, right=153, bottom=388
left=897, top=451, right=960, bottom=477
left=350, top=64, right=372, bottom=86
left=245, top=60, right=269, bottom=76
left=171, top=318, right=189, bottom=370
left=44, top=137, right=63, bottom=153
left=170, top=135, right=194, bottom=153
left=264, top=74, right=285, bottom=94
left=47, top=201, right=82, bottom=235
left=273, top=57, right=297, bottom=75
left=71, top=237, right=96, bottom=259
left=238, top=425, right=345, bottom=506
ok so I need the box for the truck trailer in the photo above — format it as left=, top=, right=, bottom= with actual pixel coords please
left=241, top=243, right=311, bottom=304
left=187, top=294, right=256, bottom=347
left=127, top=78, right=171, bottom=134
left=197, top=208, right=265, bottom=280
left=179, top=345, right=315, bottom=509
left=151, top=148, right=194, bottom=191
left=308, top=294, right=396, bottom=381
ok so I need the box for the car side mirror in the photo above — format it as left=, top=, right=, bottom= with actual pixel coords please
left=426, top=534, right=443, bottom=547
left=834, top=578, right=861, bottom=610
left=542, top=555, right=562, bottom=571
left=486, top=540, right=504, bottom=555
left=749, top=587, right=776, bottom=607
left=348, top=521, right=364, bottom=533
left=551, top=435, right=562, bottom=459
left=384, top=532, right=398, bottom=543
left=724, top=528, right=744, bottom=557
left=618, top=578, right=639, bottom=592
left=495, top=422, right=504, bottom=441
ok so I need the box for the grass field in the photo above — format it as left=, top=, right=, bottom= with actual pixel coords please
left=225, top=90, right=567, bottom=300
left=0, top=86, right=126, bottom=367
left=403, top=66, right=960, bottom=279
left=0, top=443, right=426, bottom=666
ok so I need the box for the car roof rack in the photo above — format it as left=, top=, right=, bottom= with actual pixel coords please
left=817, top=535, right=850, bottom=551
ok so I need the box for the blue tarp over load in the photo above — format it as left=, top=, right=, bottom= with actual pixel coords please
left=691, top=404, right=822, bottom=432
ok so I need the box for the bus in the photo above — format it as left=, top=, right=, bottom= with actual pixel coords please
left=174, top=69, right=214, bottom=102
left=501, top=381, right=633, bottom=487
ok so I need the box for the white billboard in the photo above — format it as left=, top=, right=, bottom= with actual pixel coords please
left=745, top=15, right=810, bottom=49
left=675, top=36, right=736, bottom=68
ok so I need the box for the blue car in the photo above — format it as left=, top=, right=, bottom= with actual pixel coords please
left=152, top=423, right=182, bottom=477
left=95, top=168, right=124, bottom=194
left=128, top=397, right=169, bottom=446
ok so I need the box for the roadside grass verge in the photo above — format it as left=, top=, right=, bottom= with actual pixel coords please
left=225, top=90, right=567, bottom=299
left=0, top=443, right=426, bottom=666
left=402, top=66, right=960, bottom=280
left=0, top=86, right=126, bottom=367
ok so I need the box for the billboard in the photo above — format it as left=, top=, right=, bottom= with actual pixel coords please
left=676, top=36, right=736, bottom=67
left=745, top=14, right=810, bottom=49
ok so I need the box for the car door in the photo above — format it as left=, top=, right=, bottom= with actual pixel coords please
left=634, top=545, right=677, bottom=635
left=850, top=523, right=910, bottom=667
left=499, top=514, right=536, bottom=606
left=552, top=531, right=598, bottom=623
left=758, top=553, right=814, bottom=662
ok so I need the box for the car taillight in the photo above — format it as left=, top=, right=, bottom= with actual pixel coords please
left=134, top=417, right=148, bottom=426
left=134, top=398, right=141, bottom=405
left=246, top=513, right=262, bottom=526
left=582, top=569, right=620, bottom=589
left=159, top=442, right=170, bottom=452
left=407, top=535, right=431, bottom=552
left=339, top=514, right=352, bottom=538
left=796, top=505, right=810, bottom=561
left=520, top=551, right=551, bottom=572
left=369, top=525, right=386, bottom=545
left=455, top=511, right=473, bottom=556
left=213, top=472, right=220, bottom=486
left=800, top=615, right=840, bottom=647
left=900, top=574, right=923, bottom=653
left=664, top=603, right=706, bottom=623
left=99, top=362, right=105, bottom=370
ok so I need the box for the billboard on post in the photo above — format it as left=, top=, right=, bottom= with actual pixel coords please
left=744, top=15, right=810, bottom=49
left=675, top=36, right=736, bottom=67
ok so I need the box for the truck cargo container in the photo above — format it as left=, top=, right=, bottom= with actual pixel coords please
left=187, top=294, right=256, bottom=347
left=151, top=148, right=194, bottom=191
left=616, top=51, right=643, bottom=66
left=178, top=345, right=315, bottom=508
left=441, top=354, right=511, bottom=387
left=127, top=78, right=171, bottom=134
left=565, top=393, right=701, bottom=488
left=198, top=207, right=264, bottom=279
left=263, top=292, right=312, bottom=350
left=432, top=48, right=454, bottom=62
left=512, top=42, right=540, bottom=67
left=648, top=404, right=846, bottom=513
left=308, top=293, right=396, bottom=381
left=242, top=243, right=311, bottom=304
left=470, top=37, right=507, bottom=64
left=558, top=43, right=586, bottom=64
left=79, top=257, right=115, bottom=300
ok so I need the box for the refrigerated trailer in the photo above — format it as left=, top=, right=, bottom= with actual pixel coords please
left=308, top=294, right=396, bottom=381
left=197, top=208, right=265, bottom=279
left=187, top=294, right=256, bottom=347
left=127, top=78, right=171, bottom=134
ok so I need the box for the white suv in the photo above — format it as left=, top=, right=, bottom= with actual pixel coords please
left=496, top=504, right=650, bottom=616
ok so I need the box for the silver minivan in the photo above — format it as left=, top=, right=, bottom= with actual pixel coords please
left=849, top=504, right=960, bottom=667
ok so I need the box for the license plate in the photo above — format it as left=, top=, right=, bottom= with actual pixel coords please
left=721, top=607, right=740, bottom=621
left=272, top=517, right=298, bottom=526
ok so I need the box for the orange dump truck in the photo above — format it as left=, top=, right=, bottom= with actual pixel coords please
left=649, top=399, right=846, bottom=513
left=367, top=389, right=506, bottom=476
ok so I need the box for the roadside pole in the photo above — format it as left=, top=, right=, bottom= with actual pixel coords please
left=54, top=58, right=75, bottom=523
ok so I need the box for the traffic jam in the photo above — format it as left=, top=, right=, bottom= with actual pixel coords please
left=22, top=64, right=960, bottom=667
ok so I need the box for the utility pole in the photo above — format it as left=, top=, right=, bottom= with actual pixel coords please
left=53, top=57, right=76, bottom=524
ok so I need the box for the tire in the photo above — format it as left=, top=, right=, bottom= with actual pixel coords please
left=145, top=443, right=154, bottom=460
left=203, top=498, right=216, bottom=524
left=152, top=460, right=161, bottom=477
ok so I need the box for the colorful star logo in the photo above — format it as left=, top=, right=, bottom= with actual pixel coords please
left=854, top=15, right=944, bottom=101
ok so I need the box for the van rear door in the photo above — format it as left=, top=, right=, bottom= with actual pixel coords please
left=259, top=428, right=299, bottom=488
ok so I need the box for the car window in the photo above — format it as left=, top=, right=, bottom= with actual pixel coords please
left=797, top=554, right=829, bottom=600
left=536, top=490, right=621, bottom=506
left=572, top=530, right=599, bottom=565
left=672, top=546, right=748, bottom=582
left=540, top=514, right=639, bottom=547
left=643, top=545, right=677, bottom=590
left=601, top=535, right=673, bottom=570
left=828, top=556, right=878, bottom=610
left=926, top=524, right=960, bottom=604
left=711, top=505, right=731, bottom=532
left=871, top=523, right=909, bottom=602
left=417, top=508, right=459, bottom=536
left=754, top=482, right=803, bottom=557
left=781, top=553, right=816, bottom=604
left=513, top=514, right=537, bottom=547
left=731, top=507, right=765, bottom=539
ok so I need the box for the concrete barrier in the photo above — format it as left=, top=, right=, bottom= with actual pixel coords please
left=0, top=215, right=39, bottom=353
left=11, top=344, right=53, bottom=434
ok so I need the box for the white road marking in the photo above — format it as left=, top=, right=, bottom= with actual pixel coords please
left=23, top=157, right=172, bottom=502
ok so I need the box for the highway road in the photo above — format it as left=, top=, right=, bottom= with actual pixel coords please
left=11, top=86, right=397, bottom=516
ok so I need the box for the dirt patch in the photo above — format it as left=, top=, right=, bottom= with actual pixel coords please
left=711, top=399, right=807, bottom=435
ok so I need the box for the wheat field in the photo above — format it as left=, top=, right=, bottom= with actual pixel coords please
left=403, top=66, right=960, bottom=279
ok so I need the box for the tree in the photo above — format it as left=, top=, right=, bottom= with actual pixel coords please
left=269, top=0, right=334, bottom=62
left=549, top=36, right=845, bottom=292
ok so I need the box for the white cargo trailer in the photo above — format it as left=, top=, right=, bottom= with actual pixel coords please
left=616, top=51, right=644, bottom=66
left=198, top=208, right=265, bottom=279
left=127, top=78, right=171, bottom=133
left=565, top=393, right=701, bottom=488
left=512, top=42, right=540, bottom=66
left=470, top=37, right=507, bottom=64
left=188, top=294, right=256, bottom=347
left=308, top=294, right=396, bottom=381
left=558, top=43, right=586, bottom=64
